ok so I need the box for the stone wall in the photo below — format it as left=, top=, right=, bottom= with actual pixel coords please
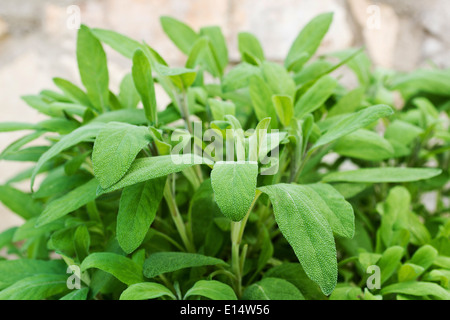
left=0, top=0, right=449, bottom=231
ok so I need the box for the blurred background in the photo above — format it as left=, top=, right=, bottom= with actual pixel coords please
left=1, top=0, right=450, bottom=232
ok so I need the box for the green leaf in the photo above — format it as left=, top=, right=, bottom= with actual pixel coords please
left=249, top=76, right=278, bottom=127
left=258, top=184, right=337, bottom=295
left=398, top=263, right=425, bottom=282
left=117, top=177, right=166, bottom=254
left=118, top=73, right=140, bottom=109
left=157, top=65, right=197, bottom=90
left=264, top=263, right=326, bottom=300
left=0, top=122, right=36, bottom=132
left=92, top=109, right=148, bottom=125
left=160, top=16, right=199, bottom=55
left=323, top=168, right=442, bottom=183
left=200, top=26, right=228, bottom=73
left=381, top=281, right=450, bottom=300
left=243, top=277, right=304, bottom=300
left=285, top=12, right=334, bottom=71
left=312, top=104, right=393, bottom=151
left=185, top=280, right=237, bottom=300
left=0, top=227, right=17, bottom=250
left=327, top=87, right=365, bottom=117
left=0, top=274, right=68, bottom=300
left=53, top=77, right=92, bottom=107
left=132, top=49, right=158, bottom=125
left=98, top=154, right=210, bottom=194
left=377, top=246, right=404, bottom=284
left=91, top=28, right=142, bottom=59
left=76, top=25, right=109, bottom=111
left=222, top=63, right=262, bottom=92
left=379, top=186, right=411, bottom=247
left=410, top=245, right=438, bottom=269
left=31, top=122, right=106, bottom=190
left=385, top=120, right=424, bottom=146
left=33, top=167, right=90, bottom=199
left=0, top=259, right=66, bottom=289
left=333, top=129, right=394, bottom=161
left=0, top=185, right=42, bottom=220
left=74, top=225, right=90, bottom=261
left=238, top=32, right=265, bottom=63
left=211, top=161, right=259, bottom=222
left=186, top=37, right=221, bottom=78
left=272, top=95, right=294, bottom=127
left=208, top=99, right=235, bottom=121
left=92, top=122, right=151, bottom=189
left=390, top=69, right=450, bottom=98
left=13, top=218, right=65, bottom=242
left=329, top=286, right=363, bottom=300
left=36, top=178, right=99, bottom=227
left=143, top=252, right=227, bottom=279
left=120, top=282, right=176, bottom=300
left=295, top=76, right=337, bottom=118
left=81, top=252, right=143, bottom=286
left=60, top=288, right=89, bottom=300
left=262, top=61, right=296, bottom=98
left=306, top=183, right=355, bottom=238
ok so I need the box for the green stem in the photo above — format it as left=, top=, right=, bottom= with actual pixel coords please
left=230, top=191, right=261, bottom=298
left=164, top=180, right=196, bottom=253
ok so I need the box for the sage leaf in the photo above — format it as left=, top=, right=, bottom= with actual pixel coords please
left=306, top=183, right=355, bottom=238
left=381, top=281, right=450, bottom=300
left=238, top=32, right=265, bottom=63
left=120, top=282, right=176, bottom=300
left=294, top=76, right=337, bottom=118
left=312, top=104, right=394, bottom=151
left=333, top=129, right=395, bottom=161
left=31, top=122, right=106, bottom=190
left=285, top=12, right=333, bottom=71
left=76, top=25, right=109, bottom=111
left=0, top=274, right=68, bottom=300
left=258, top=184, right=337, bottom=295
left=323, top=168, right=442, bottom=183
left=184, top=280, right=237, bottom=300
left=272, top=95, right=294, bottom=127
left=60, top=287, right=89, bottom=300
left=132, top=49, right=158, bottom=125
left=0, top=185, right=42, bottom=220
left=211, top=161, right=259, bottom=222
left=160, top=16, right=199, bottom=55
left=36, top=178, right=99, bottom=227
left=143, top=252, right=227, bottom=279
left=98, top=154, right=209, bottom=194
left=92, top=122, right=152, bottom=189
left=117, top=177, right=166, bottom=254
left=81, top=252, right=143, bottom=286
left=243, top=277, right=305, bottom=300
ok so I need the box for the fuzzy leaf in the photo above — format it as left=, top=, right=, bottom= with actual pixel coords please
left=117, top=177, right=166, bottom=254
left=243, top=277, right=305, bottom=300
left=258, top=184, right=337, bottom=295
left=185, top=280, right=237, bottom=300
left=323, top=168, right=442, bottom=183
left=92, top=122, right=151, bottom=189
left=211, top=161, right=259, bottom=222
left=81, top=252, right=143, bottom=286
left=120, top=282, right=176, bottom=300
left=76, top=25, right=109, bottom=111
left=143, top=252, right=227, bottom=279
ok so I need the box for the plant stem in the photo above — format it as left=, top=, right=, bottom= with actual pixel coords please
left=230, top=191, right=261, bottom=298
left=163, top=180, right=196, bottom=253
